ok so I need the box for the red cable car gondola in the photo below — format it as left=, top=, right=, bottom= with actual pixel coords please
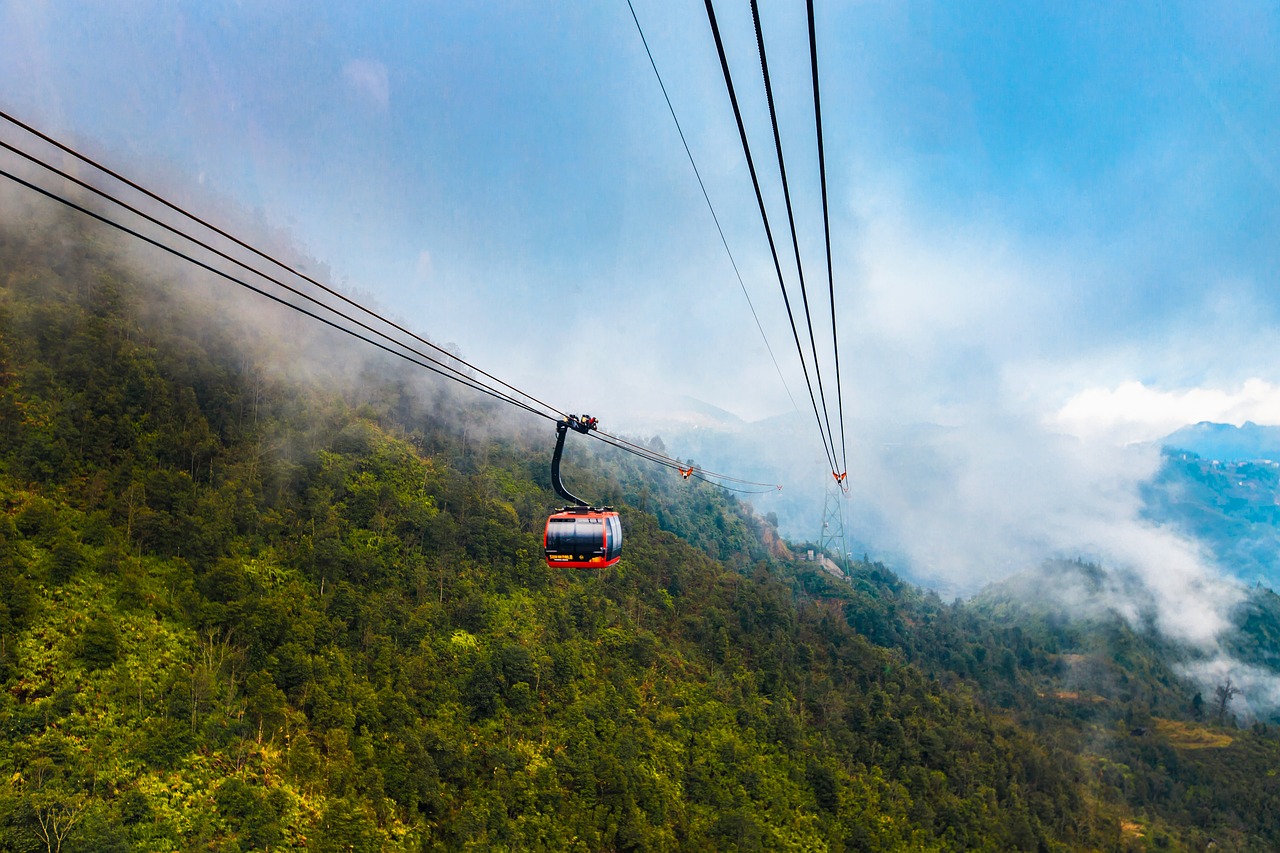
left=543, top=415, right=622, bottom=569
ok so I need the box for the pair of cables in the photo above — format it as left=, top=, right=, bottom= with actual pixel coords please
left=627, top=2, right=849, bottom=489
left=705, top=0, right=849, bottom=488
left=0, top=110, right=780, bottom=494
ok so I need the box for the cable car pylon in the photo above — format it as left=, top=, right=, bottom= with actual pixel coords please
left=818, top=475, right=850, bottom=577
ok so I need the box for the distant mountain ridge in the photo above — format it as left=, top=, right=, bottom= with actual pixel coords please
left=1160, top=420, right=1280, bottom=461
left=1144, top=421, right=1280, bottom=588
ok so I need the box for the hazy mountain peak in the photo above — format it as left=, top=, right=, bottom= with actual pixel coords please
left=1161, top=421, right=1280, bottom=462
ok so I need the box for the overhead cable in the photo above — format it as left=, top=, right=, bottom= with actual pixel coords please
left=748, top=0, right=839, bottom=474
left=701, top=0, right=839, bottom=478
left=591, top=433, right=779, bottom=494
left=0, top=109, right=567, bottom=422
left=0, top=137, right=558, bottom=422
left=0, top=161, right=776, bottom=490
left=624, top=0, right=798, bottom=415
left=0, top=115, right=782, bottom=492
left=0, top=165, right=555, bottom=422
left=807, top=0, right=849, bottom=482
left=592, top=428, right=780, bottom=488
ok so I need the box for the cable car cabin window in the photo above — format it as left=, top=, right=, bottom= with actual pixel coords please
left=544, top=511, right=621, bottom=569
left=606, top=514, right=623, bottom=562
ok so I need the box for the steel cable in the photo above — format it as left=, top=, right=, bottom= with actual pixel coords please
left=0, top=118, right=785, bottom=492
left=749, top=0, right=839, bottom=472
left=807, top=0, right=849, bottom=484
left=625, top=0, right=798, bottom=415
left=0, top=109, right=568, bottom=421
left=0, top=166, right=556, bottom=422
left=0, top=137, right=558, bottom=422
left=701, top=0, right=840, bottom=478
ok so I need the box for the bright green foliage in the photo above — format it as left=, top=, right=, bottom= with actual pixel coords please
left=3, top=210, right=1280, bottom=851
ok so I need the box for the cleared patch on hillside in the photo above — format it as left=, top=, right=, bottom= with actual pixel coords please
left=1037, top=690, right=1108, bottom=704
left=1154, top=718, right=1234, bottom=749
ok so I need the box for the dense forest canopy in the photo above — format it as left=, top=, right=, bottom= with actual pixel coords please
left=3, top=202, right=1280, bottom=850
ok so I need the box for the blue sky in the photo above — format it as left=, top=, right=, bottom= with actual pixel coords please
left=3, top=0, right=1280, bottom=446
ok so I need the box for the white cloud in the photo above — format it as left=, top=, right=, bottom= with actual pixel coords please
left=1179, top=656, right=1280, bottom=721
left=850, top=179, right=1053, bottom=360
left=1052, top=378, right=1280, bottom=444
left=799, top=178, right=1272, bottom=707
left=342, top=59, right=390, bottom=111
left=838, top=412, right=1266, bottom=706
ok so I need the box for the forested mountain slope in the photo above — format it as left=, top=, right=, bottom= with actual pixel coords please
left=2, top=209, right=1280, bottom=851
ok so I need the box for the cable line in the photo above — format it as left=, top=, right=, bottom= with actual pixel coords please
left=701, top=0, right=839, bottom=477
left=687, top=474, right=780, bottom=495
left=589, top=434, right=779, bottom=495
left=591, top=428, right=780, bottom=488
left=748, top=0, right=839, bottom=474
left=0, top=137, right=557, bottom=422
left=591, top=432, right=776, bottom=491
left=625, top=0, right=798, bottom=415
left=807, top=0, right=849, bottom=483
left=0, top=109, right=566, bottom=422
left=0, top=165, right=555, bottom=422
left=0, top=117, right=785, bottom=493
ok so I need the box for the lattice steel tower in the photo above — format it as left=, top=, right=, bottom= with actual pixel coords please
left=818, top=479, right=850, bottom=576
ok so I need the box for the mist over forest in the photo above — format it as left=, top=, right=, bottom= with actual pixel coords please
left=4, top=168, right=1280, bottom=850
